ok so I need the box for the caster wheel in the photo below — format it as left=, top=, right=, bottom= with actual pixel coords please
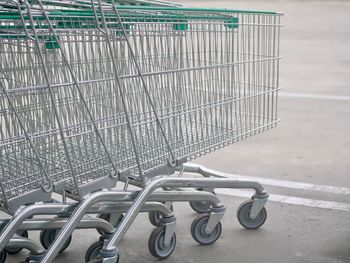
left=148, top=204, right=174, bottom=227
left=189, top=189, right=215, bottom=213
left=189, top=201, right=211, bottom=214
left=0, top=250, right=6, bottom=263
left=40, top=229, right=72, bottom=253
left=190, top=214, right=222, bottom=245
left=5, top=230, right=28, bottom=254
left=96, top=213, right=124, bottom=236
left=85, top=240, right=119, bottom=263
left=148, top=226, right=176, bottom=259
left=237, top=200, right=267, bottom=230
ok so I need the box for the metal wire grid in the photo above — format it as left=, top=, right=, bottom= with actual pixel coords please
left=0, top=3, right=281, bottom=209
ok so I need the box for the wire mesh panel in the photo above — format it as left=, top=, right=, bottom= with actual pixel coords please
left=111, top=6, right=282, bottom=176
left=0, top=1, right=282, bottom=212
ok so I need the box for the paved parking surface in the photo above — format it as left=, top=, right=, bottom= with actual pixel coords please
left=4, top=0, right=350, bottom=262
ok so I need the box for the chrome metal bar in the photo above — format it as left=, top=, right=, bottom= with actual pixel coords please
left=178, top=163, right=266, bottom=195
left=6, top=236, right=45, bottom=255
left=18, top=217, right=115, bottom=234
left=40, top=191, right=142, bottom=263
left=0, top=203, right=72, bottom=252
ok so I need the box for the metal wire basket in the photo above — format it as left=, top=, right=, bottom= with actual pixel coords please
left=0, top=1, right=281, bottom=212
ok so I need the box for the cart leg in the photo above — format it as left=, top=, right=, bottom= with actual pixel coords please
left=39, top=174, right=267, bottom=262
left=100, top=176, right=255, bottom=260
left=0, top=203, right=71, bottom=252
left=6, top=235, right=44, bottom=255
left=177, top=163, right=269, bottom=217
left=40, top=191, right=171, bottom=263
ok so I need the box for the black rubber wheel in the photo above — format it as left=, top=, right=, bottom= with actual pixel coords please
left=97, top=214, right=124, bottom=236
left=148, top=226, right=176, bottom=259
left=190, top=214, right=222, bottom=245
left=85, top=240, right=102, bottom=263
left=5, top=230, right=28, bottom=254
left=148, top=204, right=174, bottom=227
left=237, top=200, right=267, bottom=230
left=189, top=189, right=215, bottom=214
left=40, top=229, right=72, bottom=253
left=85, top=240, right=120, bottom=263
left=0, top=250, right=6, bottom=263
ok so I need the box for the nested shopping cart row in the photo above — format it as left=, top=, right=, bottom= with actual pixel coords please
left=0, top=1, right=282, bottom=262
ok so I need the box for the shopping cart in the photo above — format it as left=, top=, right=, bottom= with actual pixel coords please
left=0, top=0, right=282, bottom=262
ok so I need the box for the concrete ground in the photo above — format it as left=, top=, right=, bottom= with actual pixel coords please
left=5, top=0, right=350, bottom=262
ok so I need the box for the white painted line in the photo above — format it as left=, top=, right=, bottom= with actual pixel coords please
left=216, top=189, right=350, bottom=212
left=223, top=174, right=350, bottom=195
left=280, top=92, right=350, bottom=102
